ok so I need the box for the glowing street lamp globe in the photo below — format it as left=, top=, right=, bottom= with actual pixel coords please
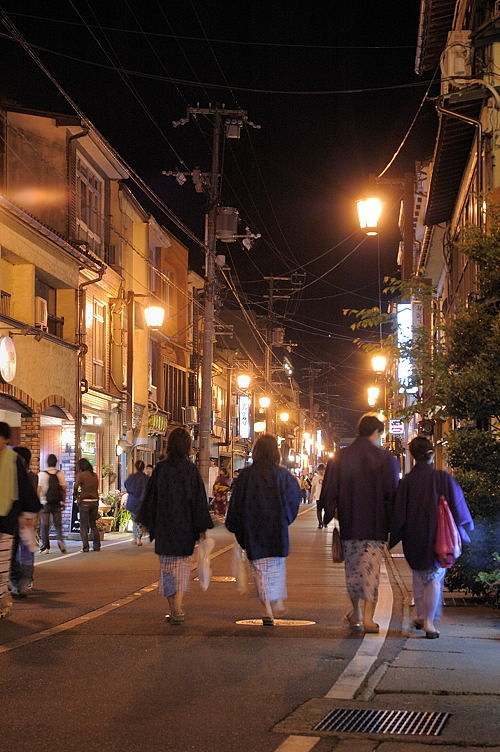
left=279, top=411, right=289, bottom=423
left=357, top=197, right=383, bottom=236
left=237, top=373, right=251, bottom=390
left=259, top=396, right=271, bottom=409
left=367, top=386, right=380, bottom=401
left=144, top=305, right=165, bottom=328
left=371, top=354, right=387, bottom=373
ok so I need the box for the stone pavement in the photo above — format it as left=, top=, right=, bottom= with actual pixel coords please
left=274, top=545, right=499, bottom=751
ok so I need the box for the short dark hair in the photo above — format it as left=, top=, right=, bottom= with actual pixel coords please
left=14, top=446, right=31, bottom=466
left=146, top=464, right=154, bottom=469
left=317, top=463, right=325, bottom=471
left=135, top=460, right=145, bottom=472
left=358, top=413, right=384, bottom=437
left=167, top=427, right=191, bottom=460
left=252, top=433, right=280, bottom=466
left=409, top=436, right=434, bottom=462
left=47, top=453, right=58, bottom=467
left=77, top=458, right=93, bottom=473
left=0, top=421, right=11, bottom=440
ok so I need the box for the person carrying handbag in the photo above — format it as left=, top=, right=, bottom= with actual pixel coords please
left=389, top=437, right=474, bottom=639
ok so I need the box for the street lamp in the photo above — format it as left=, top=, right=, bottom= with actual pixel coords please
left=144, top=305, right=165, bottom=329
left=357, top=197, right=383, bottom=236
left=371, top=353, right=387, bottom=374
left=237, top=373, right=251, bottom=390
left=259, top=396, right=270, bottom=409
left=279, top=411, right=289, bottom=423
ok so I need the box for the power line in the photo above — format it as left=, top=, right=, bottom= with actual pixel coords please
left=0, top=31, right=434, bottom=96
left=5, top=12, right=418, bottom=49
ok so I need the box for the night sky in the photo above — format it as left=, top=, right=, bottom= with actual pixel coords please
left=0, top=1, right=438, bottom=433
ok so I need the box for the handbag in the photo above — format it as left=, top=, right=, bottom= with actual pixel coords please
left=331, top=526, right=344, bottom=563
left=435, top=495, right=462, bottom=568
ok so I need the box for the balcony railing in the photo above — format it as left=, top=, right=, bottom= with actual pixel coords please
left=0, top=290, right=11, bottom=317
left=47, top=313, right=65, bottom=339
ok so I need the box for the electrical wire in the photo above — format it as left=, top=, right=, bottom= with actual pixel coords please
left=0, top=31, right=434, bottom=96
left=6, top=13, right=417, bottom=49
left=377, top=65, right=439, bottom=178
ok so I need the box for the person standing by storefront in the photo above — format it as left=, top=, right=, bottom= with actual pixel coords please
left=38, top=453, right=67, bottom=554
left=0, top=422, right=40, bottom=619
left=9, top=447, right=39, bottom=596
left=321, top=414, right=399, bottom=634
left=74, top=458, right=100, bottom=553
left=137, top=427, right=213, bottom=624
left=225, top=434, right=302, bottom=626
left=125, top=460, right=149, bottom=546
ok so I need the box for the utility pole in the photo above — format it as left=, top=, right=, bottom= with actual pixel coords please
left=169, top=105, right=260, bottom=491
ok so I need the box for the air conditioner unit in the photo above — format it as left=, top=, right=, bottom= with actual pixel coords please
left=440, top=31, right=472, bottom=94
left=184, top=406, right=198, bottom=424
left=148, top=384, right=158, bottom=402
left=35, top=296, right=48, bottom=330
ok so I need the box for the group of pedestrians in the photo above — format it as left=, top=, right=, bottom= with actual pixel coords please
left=138, top=414, right=474, bottom=636
left=319, top=414, right=474, bottom=638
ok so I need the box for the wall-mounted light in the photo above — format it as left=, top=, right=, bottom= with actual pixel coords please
left=116, top=445, right=123, bottom=456
left=144, top=305, right=165, bottom=329
left=279, top=411, right=289, bottom=423
left=259, top=396, right=270, bottom=409
left=254, top=421, right=266, bottom=433
left=237, top=374, right=251, bottom=390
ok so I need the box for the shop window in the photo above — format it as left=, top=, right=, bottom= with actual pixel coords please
left=76, top=157, right=104, bottom=256
left=92, top=300, right=106, bottom=388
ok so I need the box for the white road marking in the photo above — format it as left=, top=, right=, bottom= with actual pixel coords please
left=0, top=542, right=231, bottom=656
left=34, top=537, right=131, bottom=566
left=273, top=736, right=320, bottom=752
left=325, top=561, right=393, bottom=699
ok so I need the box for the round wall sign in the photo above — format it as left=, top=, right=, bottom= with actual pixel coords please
left=0, top=336, right=17, bottom=383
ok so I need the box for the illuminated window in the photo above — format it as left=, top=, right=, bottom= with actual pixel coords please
left=76, top=157, right=104, bottom=256
left=92, top=300, right=106, bottom=388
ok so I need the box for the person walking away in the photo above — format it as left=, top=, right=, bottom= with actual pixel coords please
left=124, top=459, right=149, bottom=545
left=9, top=447, right=39, bottom=596
left=311, top=464, right=326, bottom=527
left=137, top=427, right=213, bottom=624
left=321, top=414, right=399, bottom=633
left=226, top=434, right=302, bottom=626
left=299, top=474, right=311, bottom=504
left=212, top=467, right=231, bottom=518
left=74, top=458, right=100, bottom=552
left=38, top=453, right=67, bottom=554
left=0, top=423, right=40, bottom=618
left=390, top=436, right=473, bottom=639
left=145, top=464, right=154, bottom=477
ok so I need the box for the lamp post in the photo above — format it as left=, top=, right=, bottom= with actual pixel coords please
left=356, top=197, right=382, bottom=236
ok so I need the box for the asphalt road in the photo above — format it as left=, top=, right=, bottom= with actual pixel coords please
left=0, top=507, right=403, bottom=752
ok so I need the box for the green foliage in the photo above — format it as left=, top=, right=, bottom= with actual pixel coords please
left=447, top=430, right=500, bottom=474
left=116, top=508, right=131, bottom=531
left=475, top=553, right=500, bottom=608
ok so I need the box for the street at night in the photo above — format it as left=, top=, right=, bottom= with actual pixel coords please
left=0, top=1, right=499, bottom=750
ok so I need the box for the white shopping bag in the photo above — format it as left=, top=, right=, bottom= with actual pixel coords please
left=231, top=542, right=247, bottom=594
left=197, top=536, right=215, bottom=590
left=18, top=512, right=38, bottom=553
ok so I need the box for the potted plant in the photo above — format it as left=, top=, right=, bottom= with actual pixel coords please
left=96, top=516, right=114, bottom=540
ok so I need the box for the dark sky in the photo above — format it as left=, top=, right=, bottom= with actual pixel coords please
left=0, top=1, right=437, bottom=433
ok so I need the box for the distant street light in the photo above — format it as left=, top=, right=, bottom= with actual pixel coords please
left=357, top=197, right=383, bottom=236
left=279, top=411, right=289, bottom=423
left=144, top=305, right=165, bottom=329
left=368, top=386, right=380, bottom=401
left=259, top=396, right=271, bottom=409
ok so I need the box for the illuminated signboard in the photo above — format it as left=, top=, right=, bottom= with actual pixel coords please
left=397, top=303, right=418, bottom=394
left=0, top=337, right=16, bottom=383
left=389, top=419, right=404, bottom=435
left=239, top=395, right=251, bottom=439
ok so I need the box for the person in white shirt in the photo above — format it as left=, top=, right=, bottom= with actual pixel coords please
left=38, top=454, right=67, bottom=553
left=311, top=464, right=327, bottom=528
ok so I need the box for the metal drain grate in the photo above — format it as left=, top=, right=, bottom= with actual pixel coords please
left=314, top=708, right=450, bottom=736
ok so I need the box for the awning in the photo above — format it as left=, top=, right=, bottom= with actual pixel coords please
left=424, top=88, right=484, bottom=227
left=415, top=0, right=456, bottom=75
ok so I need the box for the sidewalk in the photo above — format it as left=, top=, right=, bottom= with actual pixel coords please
left=276, top=541, right=500, bottom=751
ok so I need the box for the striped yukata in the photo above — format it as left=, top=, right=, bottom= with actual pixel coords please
left=0, top=533, right=14, bottom=618
left=343, top=539, right=384, bottom=603
left=158, top=555, right=191, bottom=598
left=250, top=557, right=287, bottom=603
